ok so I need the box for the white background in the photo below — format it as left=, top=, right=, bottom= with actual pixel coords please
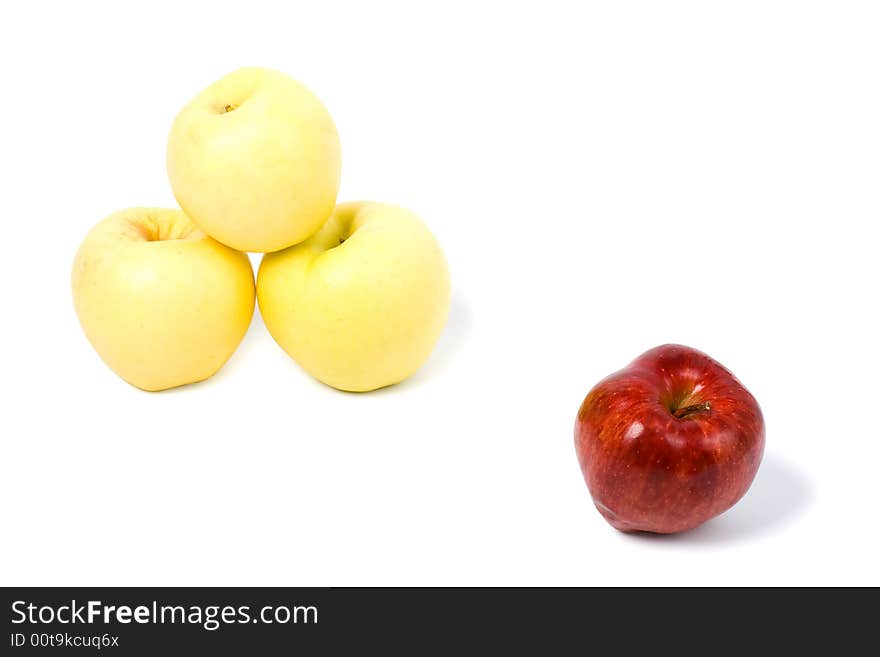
left=1, top=1, right=878, bottom=586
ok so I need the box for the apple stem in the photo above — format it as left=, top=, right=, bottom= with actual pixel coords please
left=673, top=401, right=711, bottom=419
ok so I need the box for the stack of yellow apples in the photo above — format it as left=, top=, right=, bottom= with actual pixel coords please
left=72, top=67, right=450, bottom=392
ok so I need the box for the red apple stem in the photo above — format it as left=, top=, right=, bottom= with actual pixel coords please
left=673, top=401, right=711, bottom=419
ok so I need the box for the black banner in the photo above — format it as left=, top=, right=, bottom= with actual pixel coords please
left=0, top=587, right=871, bottom=653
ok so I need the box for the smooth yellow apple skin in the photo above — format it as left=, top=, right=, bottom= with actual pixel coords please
left=257, top=202, right=451, bottom=392
left=72, top=208, right=256, bottom=391
left=167, top=67, right=341, bottom=253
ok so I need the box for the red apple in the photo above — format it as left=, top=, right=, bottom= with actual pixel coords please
left=574, top=344, right=764, bottom=534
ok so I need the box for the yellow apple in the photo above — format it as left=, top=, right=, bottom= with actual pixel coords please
left=167, top=67, right=341, bottom=253
left=257, top=202, right=451, bottom=392
left=72, top=208, right=255, bottom=391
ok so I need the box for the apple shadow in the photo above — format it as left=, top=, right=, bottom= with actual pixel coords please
left=421, top=291, right=473, bottom=375
left=623, top=455, right=814, bottom=545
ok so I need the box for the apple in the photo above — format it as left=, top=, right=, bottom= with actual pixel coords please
left=167, top=67, right=341, bottom=253
left=72, top=208, right=255, bottom=391
left=574, top=344, right=764, bottom=533
left=257, top=202, right=450, bottom=392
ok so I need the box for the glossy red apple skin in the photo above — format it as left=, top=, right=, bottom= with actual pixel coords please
left=574, top=344, right=764, bottom=534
